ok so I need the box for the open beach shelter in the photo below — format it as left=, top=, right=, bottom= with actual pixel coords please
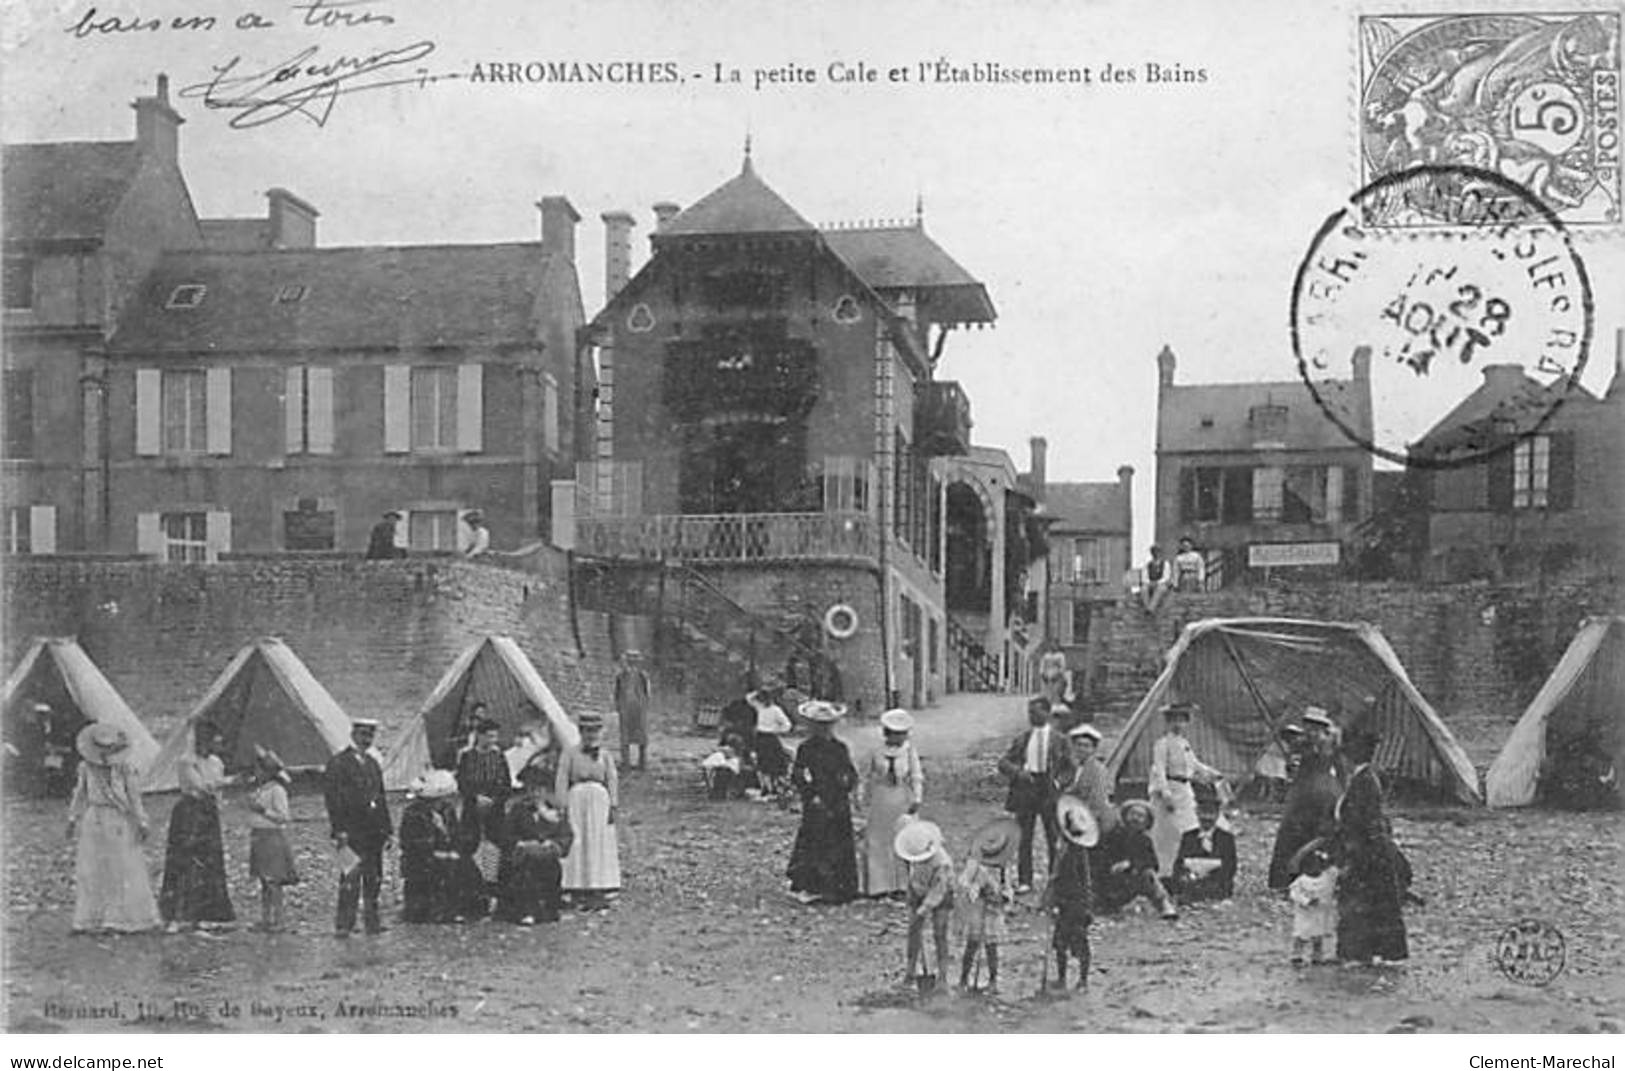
left=3, top=637, right=159, bottom=793
left=1486, top=615, right=1624, bottom=810
left=144, top=637, right=353, bottom=790
left=381, top=635, right=581, bottom=790
left=1104, top=618, right=1482, bottom=804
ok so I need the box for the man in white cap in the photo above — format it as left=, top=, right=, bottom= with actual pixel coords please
left=324, top=719, right=393, bottom=936
left=1062, top=724, right=1119, bottom=840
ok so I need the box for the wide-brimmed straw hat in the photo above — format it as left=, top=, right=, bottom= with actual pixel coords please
left=1119, top=799, right=1156, bottom=830
left=971, top=816, right=1020, bottom=865
left=893, top=819, right=943, bottom=863
left=798, top=700, right=847, bottom=724
left=411, top=769, right=459, bottom=799
left=879, top=709, right=914, bottom=734
left=1057, top=795, right=1101, bottom=847
left=76, top=723, right=129, bottom=766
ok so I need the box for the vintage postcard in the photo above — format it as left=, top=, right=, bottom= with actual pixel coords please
left=1, top=0, right=1621, bottom=1048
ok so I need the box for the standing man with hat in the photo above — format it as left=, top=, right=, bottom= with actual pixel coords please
left=365, top=510, right=407, bottom=559
left=1148, top=702, right=1222, bottom=877
left=614, top=649, right=652, bottom=772
left=1061, top=724, right=1119, bottom=843
left=324, top=718, right=393, bottom=937
left=997, top=696, right=1072, bottom=894
left=1268, top=706, right=1344, bottom=892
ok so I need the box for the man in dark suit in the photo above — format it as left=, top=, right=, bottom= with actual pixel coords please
left=996, top=696, right=1073, bottom=892
left=324, top=718, right=394, bottom=936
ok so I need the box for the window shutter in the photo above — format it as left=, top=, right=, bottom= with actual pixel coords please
left=1342, top=465, right=1359, bottom=521
left=1547, top=432, right=1576, bottom=511
left=205, top=368, right=232, bottom=455
left=394, top=511, right=409, bottom=551
left=1222, top=468, right=1253, bottom=524
left=457, top=363, right=483, bottom=452
left=205, top=510, right=232, bottom=562
left=544, top=372, right=560, bottom=453
left=28, top=505, right=55, bottom=555
left=135, top=369, right=161, bottom=456
left=1179, top=467, right=1196, bottom=522
left=384, top=365, right=410, bottom=453
left=283, top=367, right=305, bottom=453
left=307, top=367, right=335, bottom=454
left=1487, top=448, right=1515, bottom=513
left=136, top=512, right=163, bottom=556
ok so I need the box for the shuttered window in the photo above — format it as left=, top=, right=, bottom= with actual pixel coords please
left=285, top=366, right=335, bottom=454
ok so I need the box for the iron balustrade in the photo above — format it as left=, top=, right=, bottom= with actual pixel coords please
left=576, top=511, right=874, bottom=563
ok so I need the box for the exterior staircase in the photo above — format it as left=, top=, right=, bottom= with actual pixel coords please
left=947, top=617, right=1001, bottom=692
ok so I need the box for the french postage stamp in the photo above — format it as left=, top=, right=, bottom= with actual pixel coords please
left=1358, top=11, right=1623, bottom=228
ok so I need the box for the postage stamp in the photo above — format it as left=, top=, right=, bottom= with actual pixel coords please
left=1358, top=11, right=1623, bottom=228
left=1291, top=164, right=1593, bottom=468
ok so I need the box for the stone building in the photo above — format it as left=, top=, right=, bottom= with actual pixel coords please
left=1152, top=344, right=1374, bottom=586
left=566, top=153, right=998, bottom=712
left=1043, top=456, right=1134, bottom=662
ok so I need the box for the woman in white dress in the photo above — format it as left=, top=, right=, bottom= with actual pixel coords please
left=555, top=712, right=621, bottom=910
left=1148, top=702, right=1221, bottom=877
left=67, top=724, right=161, bottom=934
left=857, top=709, right=923, bottom=897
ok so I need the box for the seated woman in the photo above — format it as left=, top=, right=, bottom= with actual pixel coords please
left=399, top=770, right=485, bottom=923
left=497, top=763, right=574, bottom=925
left=1093, top=800, right=1179, bottom=919
left=702, top=734, right=750, bottom=800
left=1171, top=788, right=1237, bottom=903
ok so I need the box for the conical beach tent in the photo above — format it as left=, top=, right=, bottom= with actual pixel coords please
left=145, top=637, right=353, bottom=790
left=1486, top=615, right=1624, bottom=809
left=3, top=637, right=159, bottom=792
left=1104, top=618, right=1482, bottom=804
left=382, top=636, right=581, bottom=790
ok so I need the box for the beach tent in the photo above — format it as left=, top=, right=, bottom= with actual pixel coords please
left=3, top=637, right=159, bottom=793
left=381, top=636, right=581, bottom=790
left=145, top=637, right=352, bottom=791
left=1104, top=618, right=1482, bottom=804
left=1486, top=616, right=1624, bottom=809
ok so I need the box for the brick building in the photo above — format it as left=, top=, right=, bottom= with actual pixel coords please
left=1153, top=344, right=1374, bottom=586
left=1409, top=345, right=1625, bottom=581
left=567, top=153, right=996, bottom=712
left=3, top=77, right=204, bottom=555
left=1043, top=457, right=1134, bottom=654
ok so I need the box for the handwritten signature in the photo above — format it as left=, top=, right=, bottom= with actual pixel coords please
left=178, top=40, right=450, bottom=129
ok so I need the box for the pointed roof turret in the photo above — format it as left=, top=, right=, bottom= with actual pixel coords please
left=660, top=155, right=816, bottom=238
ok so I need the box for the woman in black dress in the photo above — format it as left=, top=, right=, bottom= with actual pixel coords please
left=159, top=725, right=237, bottom=931
left=1267, top=707, right=1343, bottom=892
left=1334, top=727, right=1410, bottom=964
left=786, top=701, right=858, bottom=905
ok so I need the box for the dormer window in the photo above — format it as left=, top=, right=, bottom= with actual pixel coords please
left=1199, top=416, right=1215, bottom=429
left=1249, top=404, right=1289, bottom=439
left=274, top=284, right=308, bottom=305
left=166, top=284, right=207, bottom=309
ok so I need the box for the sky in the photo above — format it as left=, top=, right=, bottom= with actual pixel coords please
left=3, top=0, right=1621, bottom=548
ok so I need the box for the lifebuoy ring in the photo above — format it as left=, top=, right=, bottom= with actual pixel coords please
left=823, top=603, right=859, bottom=640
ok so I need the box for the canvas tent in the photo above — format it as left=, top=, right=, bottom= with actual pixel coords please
left=1104, top=618, right=1482, bottom=804
left=381, top=636, right=581, bottom=790
left=3, top=637, right=159, bottom=794
left=145, top=637, right=353, bottom=791
left=1486, top=616, right=1624, bottom=810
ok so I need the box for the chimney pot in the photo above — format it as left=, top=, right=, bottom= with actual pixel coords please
left=538, top=196, right=581, bottom=261
left=1157, top=344, right=1177, bottom=389
left=1029, top=436, right=1048, bottom=502
left=1351, top=345, right=1371, bottom=382
left=601, top=210, right=634, bottom=302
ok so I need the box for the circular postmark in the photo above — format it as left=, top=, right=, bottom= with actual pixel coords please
left=1291, top=164, right=1593, bottom=469
left=1494, top=917, right=1567, bottom=986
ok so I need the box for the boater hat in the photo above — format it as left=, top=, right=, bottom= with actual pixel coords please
left=972, top=816, right=1020, bottom=865
left=879, top=709, right=914, bottom=734
left=1056, top=795, right=1100, bottom=847
left=352, top=718, right=381, bottom=731
left=1301, top=707, right=1335, bottom=730
left=798, top=700, right=847, bottom=724
left=1068, top=724, right=1103, bottom=743
left=893, top=819, right=944, bottom=864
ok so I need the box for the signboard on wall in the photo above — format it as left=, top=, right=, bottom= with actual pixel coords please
left=1248, top=542, right=1341, bottom=568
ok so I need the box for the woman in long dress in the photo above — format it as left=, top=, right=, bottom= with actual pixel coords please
left=1268, top=708, right=1343, bottom=891
left=1147, top=703, right=1221, bottom=877
left=159, top=725, right=237, bottom=931
left=67, top=724, right=161, bottom=934
left=786, top=701, right=859, bottom=905
left=1334, top=728, right=1410, bottom=964
left=858, top=709, right=923, bottom=897
left=556, top=713, right=620, bottom=910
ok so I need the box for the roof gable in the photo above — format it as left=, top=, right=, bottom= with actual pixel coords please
left=1158, top=378, right=1368, bottom=453
left=1046, top=481, right=1129, bottom=533
left=3, top=142, right=141, bottom=243
left=823, top=225, right=995, bottom=323
left=661, top=158, right=816, bottom=237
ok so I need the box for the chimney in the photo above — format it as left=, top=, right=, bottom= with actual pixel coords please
left=1118, top=465, right=1135, bottom=538
left=538, top=196, right=580, bottom=261
left=132, top=73, right=183, bottom=165
left=1029, top=437, right=1048, bottom=501
left=601, top=210, right=634, bottom=301
left=266, top=188, right=319, bottom=249
left=653, top=202, right=681, bottom=233
left=1157, top=344, right=1177, bottom=390
left=1482, top=364, right=1527, bottom=390
left=1351, top=345, right=1371, bottom=382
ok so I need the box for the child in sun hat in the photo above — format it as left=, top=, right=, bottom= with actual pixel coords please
left=1043, top=796, right=1100, bottom=991
left=895, top=818, right=955, bottom=992
left=956, top=816, right=1017, bottom=994
left=245, top=746, right=299, bottom=932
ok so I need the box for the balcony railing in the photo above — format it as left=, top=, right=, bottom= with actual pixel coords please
left=916, top=380, right=973, bottom=456
left=577, top=511, right=874, bottom=563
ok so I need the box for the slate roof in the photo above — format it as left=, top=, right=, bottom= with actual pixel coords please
left=661, top=158, right=816, bottom=237
left=2, top=142, right=141, bottom=243
left=199, top=218, right=271, bottom=251
left=109, top=243, right=562, bottom=354
left=824, top=225, right=996, bottom=323
left=1157, top=378, right=1369, bottom=453
left=1411, top=368, right=1601, bottom=455
left=1046, top=481, right=1129, bottom=534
